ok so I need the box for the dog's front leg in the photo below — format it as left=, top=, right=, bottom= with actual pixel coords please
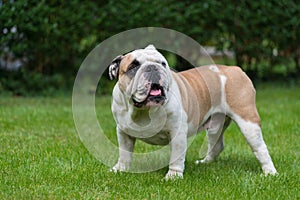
left=111, top=127, right=136, bottom=172
left=166, top=130, right=187, bottom=180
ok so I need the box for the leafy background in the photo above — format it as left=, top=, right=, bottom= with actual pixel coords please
left=0, top=0, right=299, bottom=96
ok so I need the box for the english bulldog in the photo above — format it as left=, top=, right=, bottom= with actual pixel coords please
left=108, top=45, right=277, bottom=179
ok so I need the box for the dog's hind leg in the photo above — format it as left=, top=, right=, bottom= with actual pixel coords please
left=232, top=114, right=277, bottom=175
left=196, top=113, right=231, bottom=164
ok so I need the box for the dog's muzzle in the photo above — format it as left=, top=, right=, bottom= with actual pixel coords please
left=132, top=83, right=166, bottom=108
left=131, top=64, right=168, bottom=108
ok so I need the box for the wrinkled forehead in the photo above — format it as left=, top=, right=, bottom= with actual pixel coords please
left=128, top=48, right=166, bottom=63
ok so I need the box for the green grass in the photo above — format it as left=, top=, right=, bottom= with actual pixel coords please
left=1, top=86, right=299, bottom=199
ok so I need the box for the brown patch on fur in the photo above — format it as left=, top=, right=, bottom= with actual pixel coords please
left=119, top=54, right=135, bottom=76
left=173, top=65, right=260, bottom=126
left=218, top=66, right=261, bottom=125
left=173, top=66, right=222, bottom=126
left=118, top=54, right=135, bottom=92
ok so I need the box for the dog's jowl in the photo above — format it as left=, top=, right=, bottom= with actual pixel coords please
left=108, top=45, right=277, bottom=179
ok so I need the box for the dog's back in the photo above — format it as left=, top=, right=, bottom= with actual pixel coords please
left=172, top=65, right=259, bottom=125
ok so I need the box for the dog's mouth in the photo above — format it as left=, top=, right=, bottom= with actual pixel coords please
left=132, top=83, right=166, bottom=108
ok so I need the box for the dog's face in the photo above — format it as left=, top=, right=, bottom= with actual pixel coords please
left=109, top=45, right=172, bottom=108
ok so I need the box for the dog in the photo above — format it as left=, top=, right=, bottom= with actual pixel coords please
left=108, top=45, right=277, bottom=179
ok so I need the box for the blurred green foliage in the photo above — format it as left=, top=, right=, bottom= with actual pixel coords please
left=0, top=0, right=299, bottom=95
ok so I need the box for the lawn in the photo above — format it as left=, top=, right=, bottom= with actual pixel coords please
left=0, top=85, right=299, bottom=199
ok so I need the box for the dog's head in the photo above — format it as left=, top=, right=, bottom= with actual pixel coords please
left=109, top=45, right=172, bottom=108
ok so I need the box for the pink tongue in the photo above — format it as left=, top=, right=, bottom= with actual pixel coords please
left=150, top=89, right=161, bottom=96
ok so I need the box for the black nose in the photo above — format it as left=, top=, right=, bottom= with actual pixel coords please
left=144, top=65, right=161, bottom=83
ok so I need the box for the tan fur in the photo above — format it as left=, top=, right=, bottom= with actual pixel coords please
left=118, top=54, right=135, bottom=92
left=119, top=54, right=135, bottom=76
left=173, top=65, right=260, bottom=125
left=219, top=66, right=261, bottom=125
left=172, top=67, right=221, bottom=126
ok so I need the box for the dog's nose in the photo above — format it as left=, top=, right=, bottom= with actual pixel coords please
left=143, top=65, right=161, bottom=83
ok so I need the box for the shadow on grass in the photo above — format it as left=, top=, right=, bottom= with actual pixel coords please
left=185, top=155, right=262, bottom=177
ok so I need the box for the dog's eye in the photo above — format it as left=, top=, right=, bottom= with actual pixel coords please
left=128, top=60, right=140, bottom=71
left=161, top=62, right=166, bottom=67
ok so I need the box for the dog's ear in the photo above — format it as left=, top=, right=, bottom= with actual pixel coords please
left=145, top=44, right=156, bottom=50
left=108, top=55, right=123, bottom=80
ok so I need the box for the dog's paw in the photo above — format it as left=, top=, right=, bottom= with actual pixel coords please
left=262, top=165, right=278, bottom=176
left=110, top=165, right=119, bottom=173
left=110, top=163, right=127, bottom=173
left=165, top=169, right=183, bottom=180
left=195, top=157, right=214, bottom=165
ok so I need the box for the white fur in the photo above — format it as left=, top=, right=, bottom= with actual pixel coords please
left=209, top=64, right=220, bottom=73
left=231, top=114, right=277, bottom=175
